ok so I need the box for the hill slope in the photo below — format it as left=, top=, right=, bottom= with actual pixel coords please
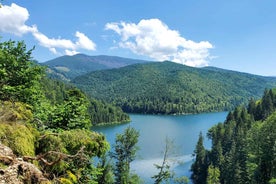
left=41, top=78, right=130, bottom=125
left=43, top=54, right=150, bottom=80
left=72, top=61, right=276, bottom=114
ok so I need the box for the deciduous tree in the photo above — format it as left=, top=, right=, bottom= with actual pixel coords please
left=111, top=126, right=140, bottom=184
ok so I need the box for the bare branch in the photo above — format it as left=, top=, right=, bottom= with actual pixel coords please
left=23, top=146, right=86, bottom=166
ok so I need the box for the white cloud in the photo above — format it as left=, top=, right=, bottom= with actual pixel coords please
left=65, top=49, right=79, bottom=56
left=0, top=3, right=96, bottom=55
left=32, top=30, right=76, bottom=50
left=49, top=48, right=58, bottom=54
left=106, top=19, right=213, bottom=67
left=32, top=30, right=96, bottom=53
left=0, top=3, right=36, bottom=35
left=75, top=31, right=96, bottom=50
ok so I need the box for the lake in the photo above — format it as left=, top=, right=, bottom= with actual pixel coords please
left=92, top=111, right=228, bottom=183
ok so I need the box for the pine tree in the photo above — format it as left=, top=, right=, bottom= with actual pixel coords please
left=191, top=132, right=208, bottom=184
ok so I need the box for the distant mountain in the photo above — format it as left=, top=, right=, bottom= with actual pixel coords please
left=42, top=54, right=150, bottom=81
left=72, top=61, right=276, bottom=115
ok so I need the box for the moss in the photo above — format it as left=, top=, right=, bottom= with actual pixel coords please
left=0, top=101, right=33, bottom=122
left=59, top=178, right=73, bottom=184
left=59, top=171, right=77, bottom=184
left=0, top=123, right=38, bottom=156
left=0, top=101, right=37, bottom=156
left=59, top=129, right=110, bottom=157
left=0, top=162, right=8, bottom=169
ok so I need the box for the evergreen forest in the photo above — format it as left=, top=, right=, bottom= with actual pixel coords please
left=72, top=61, right=276, bottom=115
left=191, top=88, right=276, bottom=184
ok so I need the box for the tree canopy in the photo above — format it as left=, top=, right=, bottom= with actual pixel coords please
left=0, top=40, right=46, bottom=111
left=191, top=88, right=276, bottom=184
left=73, top=61, right=276, bottom=115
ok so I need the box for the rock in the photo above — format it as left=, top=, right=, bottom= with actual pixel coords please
left=0, top=143, right=49, bottom=184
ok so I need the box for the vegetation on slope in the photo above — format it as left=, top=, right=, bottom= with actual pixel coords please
left=0, top=40, right=129, bottom=183
left=191, top=88, right=276, bottom=184
left=41, top=78, right=130, bottom=126
left=73, top=61, right=276, bottom=115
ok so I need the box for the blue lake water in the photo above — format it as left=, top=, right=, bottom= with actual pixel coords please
left=92, top=112, right=228, bottom=183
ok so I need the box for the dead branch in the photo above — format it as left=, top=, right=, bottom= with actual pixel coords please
left=23, top=146, right=86, bottom=166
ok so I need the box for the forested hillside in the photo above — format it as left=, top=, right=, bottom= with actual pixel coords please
left=191, top=88, right=276, bottom=184
left=0, top=40, right=111, bottom=183
left=41, top=78, right=130, bottom=125
left=72, top=61, right=276, bottom=114
left=43, top=54, right=150, bottom=81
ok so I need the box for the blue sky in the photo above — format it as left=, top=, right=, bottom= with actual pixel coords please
left=0, top=0, right=276, bottom=76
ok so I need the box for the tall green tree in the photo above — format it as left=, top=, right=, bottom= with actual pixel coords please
left=191, top=132, right=208, bottom=184
left=48, top=88, right=90, bottom=130
left=0, top=40, right=45, bottom=105
left=111, top=126, right=140, bottom=184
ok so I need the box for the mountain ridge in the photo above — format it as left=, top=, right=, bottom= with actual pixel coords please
left=42, top=54, right=151, bottom=80
left=72, top=61, right=276, bottom=114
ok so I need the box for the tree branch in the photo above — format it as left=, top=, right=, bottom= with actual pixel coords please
left=23, top=146, right=86, bottom=166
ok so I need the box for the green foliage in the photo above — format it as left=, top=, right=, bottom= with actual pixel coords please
left=250, top=88, right=276, bottom=121
left=192, top=89, right=276, bottom=184
left=173, top=176, right=189, bottom=184
left=252, top=111, right=276, bottom=183
left=47, top=88, right=91, bottom=130
left=59, top=171, right=78, bottom=184
left=0, top=101, right=38, bottom=156
left=36, top=129, right=110, bottom=181
left=40, top=78, right=130, bottom=126
left=0, top=123, right=38, bottom=156
left=129, top=173, right=143, bottom=184
left=0, top=40, right=45, bottom=106
left=73, top=61, right=276, bottom=115
left=207, top=165, right=220, bottom=184
left=0, top=101, right=33, bottom=122
left=60, top=129, right=110, bottom=157
left=152, top=164, right=171, bottom=184
left=89, top=98, right=130, bottom=125
left=269, top=178, right=276, bottom=184
left=191, top=132, right=208, bottom=184
left=111, top=127, right=140, bottom=184
left=96, top=155, right=115, bottom=184
left=40, top=78, right=72, bottom=105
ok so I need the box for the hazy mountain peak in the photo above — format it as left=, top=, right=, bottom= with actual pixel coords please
left=42, top=54, right=151, bottom=80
